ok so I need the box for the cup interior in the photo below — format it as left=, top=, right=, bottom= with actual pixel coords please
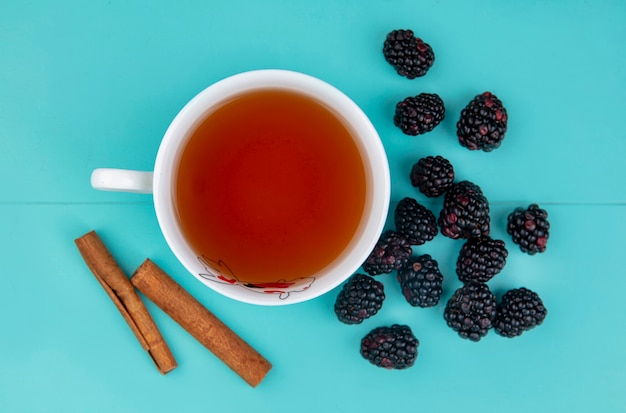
left=153, top=70, right=390, bottom=305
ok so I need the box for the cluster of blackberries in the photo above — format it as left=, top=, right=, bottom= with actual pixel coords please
left=336, top=225, right=445, bottom=321
left=413, top=158, right=550, bottom=257
left=360, top=213, right=445, bottom=310
left=409, top=156, right=549, bottom=342
left=384, top=29, right=509, bottom=151
left=334, top=29, right=552, bottom=369
left=444, top=284, right=547, bottom=341
left=407, top=164, right=549, bottom=342
left=334, top=202, right=444, bottom=369
left=334, top=195, right=446, bottom=368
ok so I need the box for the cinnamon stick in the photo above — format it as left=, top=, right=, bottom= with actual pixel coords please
left=75, top=231, right=177, bottom=374
left=131, top=259, right=272, bottom=387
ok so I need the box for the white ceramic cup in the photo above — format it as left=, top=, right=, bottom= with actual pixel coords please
left=92, top=69, right=390, bottom=305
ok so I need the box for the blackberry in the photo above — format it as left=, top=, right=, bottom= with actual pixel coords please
left=360, top=324, right=419, bottom=369
left=444, top=282, right=496, bottom=342
left=397, top=255, right=443, bottom=308
left=394, top=94, right=445, bottom=136
left=507, top=204, right=550, bottom=255
left=394, top=197, right=438, bottom=246
left=438, top=181, right=491, bottom=239
left=334, top=274, right=385, bottom=325
left=456, top=237, right=508, bottom=283
left=410, top=155, right=455, bottom=198
left=362, top=230, right=412, bottom=275
left=457, top=91, right=508, bottom=151
left=494, top=288, right=547, bottom=338
left=383, top=29, right=435, bottom=79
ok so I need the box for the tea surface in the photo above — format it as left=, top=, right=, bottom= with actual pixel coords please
left=176, top=89, right=366, bottom=283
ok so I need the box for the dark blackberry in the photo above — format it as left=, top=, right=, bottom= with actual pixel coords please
left=507, top=204, right=550, bottom=255
left=444, top=282, right=496, bottom=342
left=494, top=288, right=547, bottom=338
left=394, top=93, right=445, bottom=136
left=397, top=255, right=443, bottom=308
left=456, top=237, right=508, bottom=283
left=410, top=155, right=455, bottom=198
left=360, top=324, right=419, bottom=369
left=438, top=181, right=490, bottom=239
left=362, top=230, right=412, bottom=276
left=394, top=197, right=438, bottom=246
left=334, top=274, right=385, bottom=325
left=383, top=29, right=435, bottom=79
left=457, top=91, right=508, bottom=151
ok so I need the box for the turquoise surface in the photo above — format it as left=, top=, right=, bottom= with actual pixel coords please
left=1, top=1, right=625, bottom=412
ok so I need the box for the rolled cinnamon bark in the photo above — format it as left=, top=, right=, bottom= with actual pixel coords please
left=131, top=259, right=272, bottom=387
left=75, top=231, right=177, bottom=374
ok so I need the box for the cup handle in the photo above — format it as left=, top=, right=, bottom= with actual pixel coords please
left=91, top=168, right=154, bottom=194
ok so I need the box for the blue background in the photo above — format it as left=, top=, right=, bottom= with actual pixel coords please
left=2, top=1, right=625, bottom=412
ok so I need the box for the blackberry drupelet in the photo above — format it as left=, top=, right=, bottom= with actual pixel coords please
left=397, top=255, right=443, bottom=308
left=438, top=180, right=491, bottom=239
left=360, top=324, right=419, bottom=369
left=410, top=155, right=455, bottom=198
left=494, top=288, right=547, bottom=338
left=507, top=204, right=550, bottom=255
left=362, top=230, right=412, bottom=276
left=334, top=274, right=385, bottom=325
left=394, top=93, right=445, bottom=136
left=444, top=282, right=496, bottom=342
left=457, top=91, right=508, bottom=151
left=383, top=29, right=435, bottom=79
left=394, top=197, right=438, bottom=245
left=456, top=237, right=508, bottom=283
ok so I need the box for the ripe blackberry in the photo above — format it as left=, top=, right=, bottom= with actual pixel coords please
left=383, top=29, right=435, bottom=79
left=394, top=197, right=438, bottom=246
left=507, top=204, right=550, bottom=254
left=334, top=274, right=385, bottom=325
left=457, top=91, right=508, bottom=151
left=410, top=155, right=455, bottom=198
left=444, top=282, right=496, bottom=342
left=397, top=255, right=443, bottom=308
left=456, top=237, right=508, bottom=283
left=360, top=324, right=419, bottom=369
left=394, top=93, right=445, bottom=136
left=494, top=288, right=547, bottom=338
left=362, top=230, right=412, bottom=276
left=438, top=181, right=491, bottom=239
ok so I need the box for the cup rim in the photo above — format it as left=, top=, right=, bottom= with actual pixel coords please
left=153, top=69, right=390, bottom=305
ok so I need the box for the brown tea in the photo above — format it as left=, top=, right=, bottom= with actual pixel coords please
left=175, top=89, right=366, bottom=283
